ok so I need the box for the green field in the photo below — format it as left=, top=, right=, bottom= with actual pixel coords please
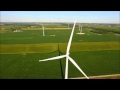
left=0, top=42, right=119, bottom=54
left=0, top=23, right=120, bottom=79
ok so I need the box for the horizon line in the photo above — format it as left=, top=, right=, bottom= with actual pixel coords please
left=0, top=22, right=119, bottom=24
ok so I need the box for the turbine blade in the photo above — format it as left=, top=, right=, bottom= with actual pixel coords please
left=39, top=55, right=66, bottom=62
left=68, top=56, right=89, bottom=79
left=66, top=20, right=76, bottom=55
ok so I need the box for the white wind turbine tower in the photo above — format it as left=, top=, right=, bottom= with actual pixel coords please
left=43, top=26, right=45, bottom=36
left=80, top=25, right=82, bottom=33
left=41, top=24, right=45, bottom=36
left=39, top=21, right=89, bottom=79
left=77, top=24, right=85, bottom=35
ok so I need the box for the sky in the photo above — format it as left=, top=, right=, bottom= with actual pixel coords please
left=1, top=11, right=120, bottom=23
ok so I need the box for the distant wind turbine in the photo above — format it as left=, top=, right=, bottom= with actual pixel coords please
left=80, top=25, right=82, bottom=33
left=43, top=26, right=45, bottom=36
left=41, top=24, right=45, bottom=36
left=77, top=24, right=85, bottom=35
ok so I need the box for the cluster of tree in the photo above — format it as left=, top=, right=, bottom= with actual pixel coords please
left=10, top=27, right=21, bottom=31
left=84, top=25, right=120, bottom=34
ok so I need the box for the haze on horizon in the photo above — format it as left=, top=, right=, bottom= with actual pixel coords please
left=1, top=11, right=120, bottom=24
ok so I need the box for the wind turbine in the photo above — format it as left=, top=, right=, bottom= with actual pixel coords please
left=80, top=25, right=82, bottom=33
left=78, top=24, right=82, bottom=33
left=77, top=24, right=85, bottom=35
left=43, top=26, right=45, bottom=36
left=39, top=21, right=89, bottom=79
left=41, top=24, right=45, bottom=36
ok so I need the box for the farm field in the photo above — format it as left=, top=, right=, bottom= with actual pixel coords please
left=0, top=23, right=120, bottom=79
